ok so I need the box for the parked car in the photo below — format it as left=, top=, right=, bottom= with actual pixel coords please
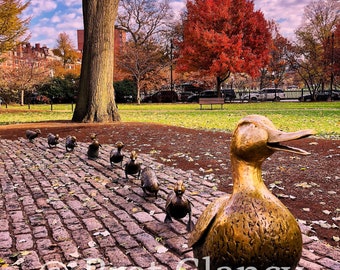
left=221, top=88, right=236, bottom=102
left=178, top=91, right=194, bottom=102
left=142, top=90, right=178, bottom=103
left=298, top=90, right=340, bottom=102
left=333, top=90, right=340, bottom=100
left=187, top=90, right=218, bottom=103
left=258, top=88, right=285, bottom=101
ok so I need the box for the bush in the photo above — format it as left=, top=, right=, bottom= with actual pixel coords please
left=35, top=74, right=79, bottom=103
left=114, top=79, right=136, bottom=103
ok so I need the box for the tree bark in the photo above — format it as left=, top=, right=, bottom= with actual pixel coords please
left=72, top=0, right=121, bottom=122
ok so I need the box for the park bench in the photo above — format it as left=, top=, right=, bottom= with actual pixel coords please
left=199, top=97, right=225, bottom=110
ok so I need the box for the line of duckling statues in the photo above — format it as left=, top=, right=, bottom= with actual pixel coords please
left=25, top=129, right=194, bottom=234
left=25, top=114, right=315, bottom=270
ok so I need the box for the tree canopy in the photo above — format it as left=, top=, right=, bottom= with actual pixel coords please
left=176, top=0, right=271, bottom=92
left=116, top=0, right=173, bottom=103
left=0, top=0, right=31, bottom=59
left=53, top=32, right=79, bottom=68
left=288, top=0, right=339, bottom=97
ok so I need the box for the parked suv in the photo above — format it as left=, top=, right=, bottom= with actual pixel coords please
left=258, top=88, right=285, bottom=101
left=242, top=91, right=261, bottom=101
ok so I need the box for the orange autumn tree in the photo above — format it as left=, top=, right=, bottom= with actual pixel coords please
left=176, top=0, right=271, bottom=94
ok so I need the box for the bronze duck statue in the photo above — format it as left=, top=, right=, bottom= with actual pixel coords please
left=90, top=133, right=97, bottom=141
left=140, top=167, right=159, bottom=198
left=124, top=150, right=141, bottom=179
left=65, top=135, right=77, bottom=152
left=165, top=180, right=194, bottom=232
left=26, top=129, right=41, bottom=143
left=87, top=139, right=102, bottom=159
left=47, top=133, right=60, bottom=148
left=188, top=115, right=314, bottom=270
left=110, top=141, right=124, bottom=168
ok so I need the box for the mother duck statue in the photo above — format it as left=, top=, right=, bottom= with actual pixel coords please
left=188, top=115, right=314, bottom=270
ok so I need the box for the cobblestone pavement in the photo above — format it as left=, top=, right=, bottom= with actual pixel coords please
left=0, top=138, right=339, bottom=270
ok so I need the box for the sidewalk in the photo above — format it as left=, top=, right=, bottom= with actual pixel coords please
left=0, top=138, right=339, bottom=269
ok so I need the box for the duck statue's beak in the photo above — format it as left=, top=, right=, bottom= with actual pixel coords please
left=267, top=128, right=315, bottom=155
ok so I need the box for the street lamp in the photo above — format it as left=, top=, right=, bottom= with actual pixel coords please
left=170, top=39, right=174, bottom=91
left=330, top=32, right=334, bottom=98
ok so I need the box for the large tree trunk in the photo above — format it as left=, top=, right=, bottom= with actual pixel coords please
left=72, top=0, right=121, bottom=122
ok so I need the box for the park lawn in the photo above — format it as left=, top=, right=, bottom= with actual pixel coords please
left=0, top=102, right=339, bottom=138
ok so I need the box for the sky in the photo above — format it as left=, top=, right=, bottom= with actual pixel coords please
left=24, top=0, right=311, bottom=49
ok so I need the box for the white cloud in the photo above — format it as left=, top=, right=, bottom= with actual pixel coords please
left=27, top=0, right=58, bottom=17
left=29, top=25, right=59, bottom=47
left=58, top=0, right=81, bottom=8
left=50, top=15, right=61, bottom=23
left=169, top=0, right=186, bottom=21
left=254, top=0, right=310, bottom=40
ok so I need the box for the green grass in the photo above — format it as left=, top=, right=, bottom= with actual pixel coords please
left=1, top=102, right=339, bottom=138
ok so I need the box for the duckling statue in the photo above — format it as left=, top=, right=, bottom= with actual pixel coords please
left=65, top=135, right=77, bottom=152
left=140, top=167, right=159, bottom=198
left=124, top=150, right=141, bottom=179
left=110, top=141, right=124, bottom=168
left=47, top=133, right=59, bottom=148
left=165, top=180, right=194, bottom=232
left=188, top=115, right=314, bottom=270
left=87, top=139, right=102, bottom=159
left=26, top=129, right=41, bottom=143
left=90, top=133, right=97, bottom=141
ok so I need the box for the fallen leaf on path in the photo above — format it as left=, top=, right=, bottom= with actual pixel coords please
left=155, top=245, right=168, bottom=253
left=310, top=236, right=319, bottom=241
left=12, top=258, right=24, bottom=266
left=88, top=241, right=96, bottom=248
left=67, top=261, right=78, bottom=269
left=295, top=182, right=312, bottom=188
left=93, top=230, right=110, bottom=237
left=69, top=251, right=80, bottom=258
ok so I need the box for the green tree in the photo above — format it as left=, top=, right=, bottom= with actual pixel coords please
left=114, top=79, right=136, bottom=103
left=37, top=74, right=79, bottom=103
left=0, top=0, right=30, bottom=59
left=72, top=0, right=120, bottom=122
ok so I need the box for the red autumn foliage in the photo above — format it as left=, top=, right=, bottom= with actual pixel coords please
left=176, top=0, right=271, bottom=91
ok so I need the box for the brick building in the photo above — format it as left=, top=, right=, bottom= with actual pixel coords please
left=77, top=26, right=126, bottom=54
left=0, top=43, right=58, bottom=74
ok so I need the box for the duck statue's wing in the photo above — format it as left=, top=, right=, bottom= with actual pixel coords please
left=188, top=195, right=229, bottom=247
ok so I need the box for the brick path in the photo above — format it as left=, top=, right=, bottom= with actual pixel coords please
left=0, top=138, right=339, bottom=270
